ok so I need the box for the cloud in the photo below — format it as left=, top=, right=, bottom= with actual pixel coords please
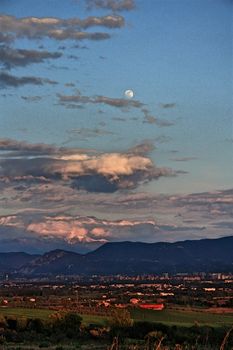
left=86, top=0, right=135, bottom=12
left=0, top=72, right=58, bottom=88
left=142, top=108, right=174, bottom=127
left=65, top=82, right=76, bottom=87
left=0, top=46, right=62, bottom=69
left=59, top=91, right=175, bottom=130
left=154, top=135, right=172, bottom=144
left=160, top=103, right=176, bottom=109
left=58, top=92, right=144, bottom=109
left=21, top=95, right=43, bottom=102
left=67, top=127, right=114, bottom=139
left=0, top=138, right=59, bottom=155
left=0, top=213, right=157, bottom=248
left=47, top=30, right=110, bottom=41
left=0, top=14, right=124, bottom=42
left=0, top=212, right=209, bottom=253
left=1, top=169, right=233, bottom=253
left=0, top=33, right=14, bottom=43
left=170, top=157, right=197, bottom=162
left=0, top=153, right=172, bottom=192
left=127, top=140, right=155, bottom=155
left=0, top=138, right=173, bottom=193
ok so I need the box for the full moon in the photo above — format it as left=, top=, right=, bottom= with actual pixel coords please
left=124, top=89, right=134, bottom=99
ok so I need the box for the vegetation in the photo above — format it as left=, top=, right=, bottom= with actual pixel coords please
left=131, top=308, right=233, bottom=327
left=1, top=307, right=233, bottom=327
left=0, top=308, right=53, bottom=320
left=0, top=308, right=232, bottom=349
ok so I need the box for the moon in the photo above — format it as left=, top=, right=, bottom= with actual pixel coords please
left=124, top=89, right=134, bottom=99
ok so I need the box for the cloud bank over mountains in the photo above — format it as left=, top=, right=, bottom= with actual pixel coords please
left=0, top=137, right=232, bottom=253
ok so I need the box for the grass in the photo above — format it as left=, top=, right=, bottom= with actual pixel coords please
left=1, top=306, right=233, bottom=328
left=0, top=307, right=53, bottom=320
left=130, top=307, right=233, bottom=327
left=0, top=307, right=109, bottom=326
left=81, top=314, right=110, bottom=326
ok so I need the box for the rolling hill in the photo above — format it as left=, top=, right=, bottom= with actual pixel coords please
left=0, top=236, right=232, bottom=276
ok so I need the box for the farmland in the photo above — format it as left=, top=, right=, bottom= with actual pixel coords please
left=131, top=307, right=233, bottom=327
left=1, top=306, right=233, bottom=328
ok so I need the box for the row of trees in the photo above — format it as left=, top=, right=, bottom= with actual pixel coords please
left=0, top=309, right=232, bottom=349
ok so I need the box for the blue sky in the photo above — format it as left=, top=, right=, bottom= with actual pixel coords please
left=0, top=0, right=232, bottom=253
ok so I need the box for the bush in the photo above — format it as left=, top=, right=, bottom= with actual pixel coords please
left=52, top=312, right=82, bottom=339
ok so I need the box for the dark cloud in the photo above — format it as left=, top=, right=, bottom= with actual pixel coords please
left=86, top=0, right=135, bottom=12
left=142, top=108, right=174, bottom=127
left=0, top=32, right=14, bottom=43
left=67, top=54, right=79, bottom=60
left=0, top=138, right=59, bottom=155
left=0, top=46, right=62, bottom=69
left=0, top=72, right=58, bottom=88
left=59, top=103, right=85, bottom=109
left=160, top=103, right=176, bottom=109
left=0, top=138, right=173, bottom=193
left=143, top=115, right=174, bottom=127
left=21, top=95, right=43, bottom=102
left=71, top=174, right=119, bottom=192
left=0, top=154, right=173, bottom=193
left=72, top=44, right=89, bottom=50
left=65, top=82, right=75, bottom=87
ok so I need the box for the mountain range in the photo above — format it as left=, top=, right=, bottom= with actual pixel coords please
left=0, top=236, right=233, bottom=276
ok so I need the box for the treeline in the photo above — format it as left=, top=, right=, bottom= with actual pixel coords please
left=111, top=322, right=233, bottom=349
left=0, top=310, right=232, bottom=349
left=0, top=312, right=83, bottom=344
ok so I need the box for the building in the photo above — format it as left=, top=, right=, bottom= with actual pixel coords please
left=139, top=303, right=164, bottom=311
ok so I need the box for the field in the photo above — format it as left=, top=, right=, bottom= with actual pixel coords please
left=131, top=307, right=233, bottom=327
left=1, top=306, right=233, bottom=328
left=0, top=307, right=109, bottom=326
left=0, top=307, right=53, bottom=320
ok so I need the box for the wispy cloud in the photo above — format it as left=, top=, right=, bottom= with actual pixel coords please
left=0, top=14, right=125, bottom=42
left=0, top=46, right=62, bottom=69
left=142, top=108, right=174, bottom=127
left=160, top=102, right=176, bottom=109
left=86, top=0, right=135, bottom=12
left=58, top=91, right=144, bottom=109
left=170, top=157, right=197, bottom=162
left=21, top=95, right=43, bottom=102
left=0, top=72, right=58, bottom=88
left=67, top=127, right=114, bottom=139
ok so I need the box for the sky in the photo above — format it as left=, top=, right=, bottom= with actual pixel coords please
left=0, top=0, right=232, bottom=253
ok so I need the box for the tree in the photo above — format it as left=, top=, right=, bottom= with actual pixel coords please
left=53, top=312, right=82, bottom=339
left=110, top=308, right=133, bottom=328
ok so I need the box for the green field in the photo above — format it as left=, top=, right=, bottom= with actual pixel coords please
left=131, top=308, right=233, bottom=327
left=0, top=307, right=53, bottom=320
left=1, top=307, right=233, bottom=328
left=0, top=307, right=109, bottom=326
